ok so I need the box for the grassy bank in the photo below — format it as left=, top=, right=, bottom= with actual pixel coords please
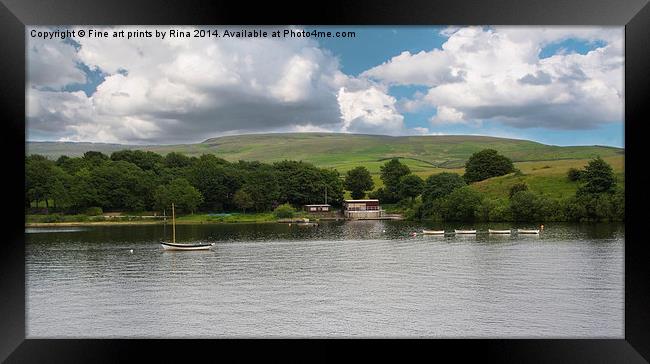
left=25, top=211, right=343, bottom=227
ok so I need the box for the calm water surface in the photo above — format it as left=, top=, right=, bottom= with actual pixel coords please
left=26, top=221, right=624, bottom=338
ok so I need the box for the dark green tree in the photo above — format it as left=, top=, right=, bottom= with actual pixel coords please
left=188, top=155, right=241, bottom=211
left=398, top=174, right=424, bottom=201
left=344, top=166, right=374, bottom=199
left=379, top=158, right=411, bottom=202
left=463, top=149, right=515, bottom=183
left=440, top=186, right=483, bottom=221
left=274, top=160, right=333, bottom=206
left=320, top=169, right=345, bottom=206
left=68, top=168, right=100, bottom=211
left=422, top=172, right=466, bottom=205
left=164, top=152, right=193, bottom=169
left=89, top=160, right=154, bottom=211
left=26, top=155, right=57, bottom=208
left=578, top=157, right=616, bottom=194
left=110, top=150, right=163, bottom=170
left=241, top=168, right=280, bottom=212
left=82, top=151, right=109, bottom=167
left=233, top=189, right=254, bottom=213
left=153, top=178, right=203, bottom=213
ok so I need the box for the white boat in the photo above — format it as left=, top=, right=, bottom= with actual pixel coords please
left=161, top=203, right=215, bottom=251
left=517, top=229, right=540, bottom=234
left=455, top=229, right=476, bottom=234
left=422, top=229, right=445, bottom=235
left=488, top=229, right=512, bottom=234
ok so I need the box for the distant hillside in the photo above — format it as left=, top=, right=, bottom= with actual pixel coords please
left=27, top=133, right=623, bottom=170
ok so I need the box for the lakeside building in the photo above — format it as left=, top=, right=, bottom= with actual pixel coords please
left=303, top=204, right=331, bottom=213
left=343, top=199, right=383, bottom=219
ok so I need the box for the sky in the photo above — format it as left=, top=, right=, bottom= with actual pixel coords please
left=26, top=26, right=624, bottom=147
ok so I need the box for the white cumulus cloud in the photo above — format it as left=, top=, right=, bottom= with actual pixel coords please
left=362, top=26, right=624, bottom=130
left=337, top=86, right=405, bottom=134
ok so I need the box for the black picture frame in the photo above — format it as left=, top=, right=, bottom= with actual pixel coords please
left=2, top=0, right=649, bottom=362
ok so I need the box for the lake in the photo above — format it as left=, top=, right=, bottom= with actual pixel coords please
left=25, top=221, right=624, bottom=338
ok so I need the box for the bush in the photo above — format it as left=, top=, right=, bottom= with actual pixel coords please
left=463, top=149, right=515, bottom=183
left=403, top=201, right=424, bottom=220
left=567, top=168, right=583, bottom=182
left=508, top=183, right=528, bottom=199
left=439, top=187, right=483, bottom=221
left=478, top=198, right=511, bottom=221
left=422, top=173, right=466, bottom=205
left=43, top=214, right=64, bottom=223
left=84, top=206, right=103, bottom=216
left=509, top=191, right=551, bottom=222
left=273, top=203, right=296, bottom=219
left=566, top=192, right=621, bottom=222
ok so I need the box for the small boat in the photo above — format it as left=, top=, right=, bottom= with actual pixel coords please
left=161, top=203, right=215, bottom=251
left=517, top=229, right=540, bottom=234
left=488, top=229, right=512, bottom=234
left=161, top=241, right=216, bottom=251
left=422, top=229, right=445, bottom=235
left=455, top=229, right=476, bottom=234
left=295, top=222, right=318, bottom=227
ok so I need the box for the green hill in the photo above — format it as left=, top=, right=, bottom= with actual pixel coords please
left=27, top=133, right=623, bottom=173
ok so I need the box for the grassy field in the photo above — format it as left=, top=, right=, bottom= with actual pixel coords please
left=471, top=155, right=624, bottom=202
left=356, top=155, right=624, bottom=202
left=28, top=133, right=622, bottom=168
left=26, top=211, right=338, bottom=226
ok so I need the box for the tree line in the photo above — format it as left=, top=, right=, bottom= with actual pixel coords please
left=26, top=148, right=624, bottom=222
left=342, top=149, right=623, bottom=222
left=26, top=150, right=344, bottom=214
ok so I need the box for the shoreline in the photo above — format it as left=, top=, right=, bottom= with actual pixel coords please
left=25, top=220, right=282, bottom=227
left=25, top=215, right=404, bottom=228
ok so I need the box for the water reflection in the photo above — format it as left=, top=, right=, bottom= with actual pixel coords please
left=26, top=221, right=624, bottom=338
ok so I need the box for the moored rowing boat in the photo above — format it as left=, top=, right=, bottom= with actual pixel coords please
left=422, top=229, right=445, bottom=235
left=488, top=229, right=512, bottom=234
left=517, top=229, right=540, bottom=234
left=455, top=229, right=476, bottom=234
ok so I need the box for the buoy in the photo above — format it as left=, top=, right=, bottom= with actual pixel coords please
left=129, top=249, right=133, bottom=253
left=382, top=230, right=386, bottom=233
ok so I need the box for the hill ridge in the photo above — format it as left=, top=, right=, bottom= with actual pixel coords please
left=27, top=133, right=623, bottom=171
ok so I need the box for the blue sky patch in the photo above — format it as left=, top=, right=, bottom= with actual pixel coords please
left=539, top=38, right=607, bottom=59
left=318, top=26, right=448, bottom=76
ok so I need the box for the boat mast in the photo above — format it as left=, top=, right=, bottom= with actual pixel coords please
left=172, top=203, right=176, bottom=244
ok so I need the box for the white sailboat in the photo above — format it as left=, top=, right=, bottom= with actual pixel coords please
left=161, top=203, right=215, bottom=251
